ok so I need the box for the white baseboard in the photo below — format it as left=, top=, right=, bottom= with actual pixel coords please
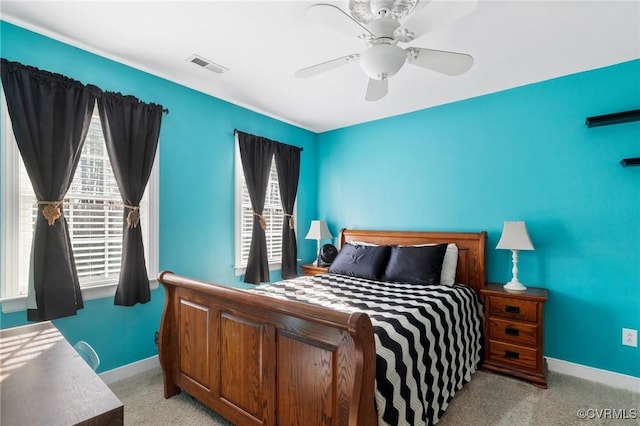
left=99, top=355, right=160, bottom=385
left=546, top=357, right=640, bottom=393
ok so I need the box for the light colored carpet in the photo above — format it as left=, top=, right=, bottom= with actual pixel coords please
left=108, top=368, right=232, bottom=425
left=438, top=371, right=639, bottom=426
left=109, top=368, right=639, bottom=425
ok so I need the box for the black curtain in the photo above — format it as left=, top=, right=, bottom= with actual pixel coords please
left=0, top=59, right=95, bottom=321
left=274, top=142, right=301, bottom=279
left=96, top=91, right=163, bottom=306
left=237, top=131, right=275, bottom=284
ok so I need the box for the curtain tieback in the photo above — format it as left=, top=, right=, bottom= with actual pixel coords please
left=124, top=204, right=141, bottom=228
left=253, top=212, right=267, bottom=231
left=37, top=200, right=64, bottom=226
left=284, top=213, right=294, bottom=230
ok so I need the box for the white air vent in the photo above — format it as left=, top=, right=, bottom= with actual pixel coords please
left=186, top=54, right=228, bottom=74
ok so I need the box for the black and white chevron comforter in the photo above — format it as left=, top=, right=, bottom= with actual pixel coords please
left=253, top=273, right=483, bottom=426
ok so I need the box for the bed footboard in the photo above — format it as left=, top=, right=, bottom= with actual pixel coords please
left=158, top=271, right=377, bottom=426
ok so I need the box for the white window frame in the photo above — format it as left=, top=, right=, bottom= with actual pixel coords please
left=233, top=133, right=296, bottom=276
left=0, top=93, right=159, bottom=313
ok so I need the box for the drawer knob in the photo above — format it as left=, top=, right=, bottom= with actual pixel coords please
left=505, top=305, right=520, bottom=314
left=504, top=327, right=520, bottom=336
left=504, top=350, right=520, bottom=359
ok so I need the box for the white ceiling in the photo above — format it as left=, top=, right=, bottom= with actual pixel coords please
left=1, top=1, right=639, bottom=133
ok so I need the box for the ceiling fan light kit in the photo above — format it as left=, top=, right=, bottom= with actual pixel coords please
left=297, top=0, right=477, bottom=101
left=360, top=43, right=406, bottom=80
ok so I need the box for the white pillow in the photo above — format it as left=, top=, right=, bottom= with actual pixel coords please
left=439, top=244, right=458, bottom=286
left=347, top=241, right=458, bottom=285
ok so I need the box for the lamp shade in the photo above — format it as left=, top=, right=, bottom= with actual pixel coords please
left=496, top=221, right=534, bottom=251
left=305, top=220, right=333, bottom=240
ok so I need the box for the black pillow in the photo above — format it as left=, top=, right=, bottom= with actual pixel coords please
left=328, top=243, right=390, bottom=281
left=383, top=244, right=448, bottom=285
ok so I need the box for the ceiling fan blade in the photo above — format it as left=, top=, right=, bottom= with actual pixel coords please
left=406, top=47, right=473, bottom=76
left=365, top=78, right=388, bottom=102
left=308, top=3, right=374, bottom=39
left=295, top=54, right=360, bottom=78
left=399, top=0, right=477, bottom=41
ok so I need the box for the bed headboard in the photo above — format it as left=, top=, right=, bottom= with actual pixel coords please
left=339, top=228, right=487, bottom=296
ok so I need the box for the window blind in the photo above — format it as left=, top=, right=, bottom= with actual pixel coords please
left=238, top=160, right=284, bottom=266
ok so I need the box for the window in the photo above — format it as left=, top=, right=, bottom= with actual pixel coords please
left=234, top=135, right=294, bottom=273
left=1, top=95, right=159, bottom=312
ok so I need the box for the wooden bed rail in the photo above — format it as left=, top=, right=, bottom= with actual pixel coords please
left=158, top=271, right=378, bottom=426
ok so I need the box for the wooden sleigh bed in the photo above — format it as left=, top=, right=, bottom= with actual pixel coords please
left=158, top=229, right=487, bottom=425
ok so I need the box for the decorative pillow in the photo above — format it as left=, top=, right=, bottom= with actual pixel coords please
left=347, top=241, right=458, bottom=285
left=328, top=243, right=390, bottom=281
left=440, top=244, right=458, bottom=285
left=382, top=244, right=448, bottom=285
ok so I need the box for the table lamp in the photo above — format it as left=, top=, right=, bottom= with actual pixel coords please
left=496, top=221, right=535, bottom=291
left=305, top=220, right=333, bottom=266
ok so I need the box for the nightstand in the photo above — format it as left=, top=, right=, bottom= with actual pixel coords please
left=481, top=283, right=548, bottom=388
left=301, top=264, right=329, bottom=276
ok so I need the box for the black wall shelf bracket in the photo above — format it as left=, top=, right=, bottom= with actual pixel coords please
left=585, top=109, right=640, bottom=127
left=620, top=158, right=640, bottom=167
left=585, top=108, right=640, bottom=166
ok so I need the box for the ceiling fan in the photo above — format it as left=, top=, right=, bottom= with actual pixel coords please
left=295, top=0, right=477, bottom=101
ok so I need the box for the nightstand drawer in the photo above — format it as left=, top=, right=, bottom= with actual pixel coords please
left=488, top=296, right=537, bottom=322
left=488, top=340, right=538, bottom=370
left=488, top=317, right=538, bottom=346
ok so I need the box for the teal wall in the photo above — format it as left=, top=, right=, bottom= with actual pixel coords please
left=0, top=21, right=319, bottom=372
left=1, top=19, right=638, bottom=379
left=317, top=59, right=640, bottom=378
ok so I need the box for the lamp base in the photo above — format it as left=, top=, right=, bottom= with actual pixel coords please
left=504, top=279, right=527, bottom=291
left=313, top=240, right=321, bottom=266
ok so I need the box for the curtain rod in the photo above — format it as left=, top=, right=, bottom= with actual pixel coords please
left=234, top=128, right=303, bottom=152
left=91, top=86, right=169, bottom=115
left=1, top=59, right=170, bottom=115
